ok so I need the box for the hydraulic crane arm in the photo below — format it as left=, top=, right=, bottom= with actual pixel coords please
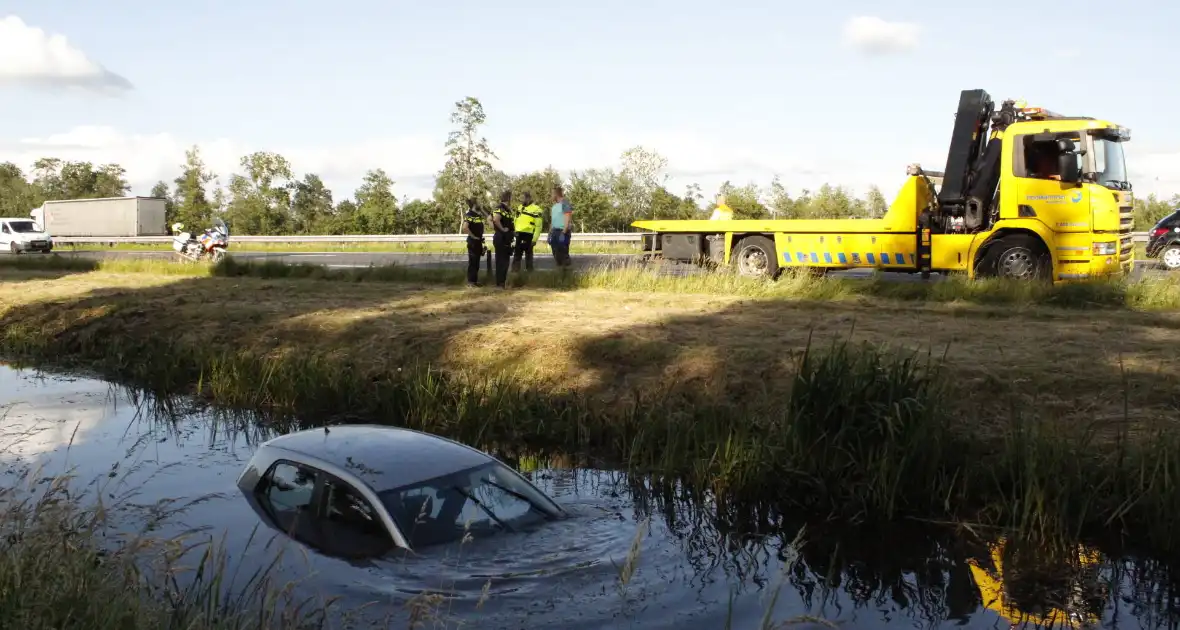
left=935, top=90, right=1022, bottom=230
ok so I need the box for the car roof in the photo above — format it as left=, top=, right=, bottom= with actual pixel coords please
left=0, top=218, right=36, bottom=222
left=259, top=425, right=495, bottom=493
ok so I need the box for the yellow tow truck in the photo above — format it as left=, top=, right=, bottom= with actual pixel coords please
left=632, top=89, right=1134, bottom=282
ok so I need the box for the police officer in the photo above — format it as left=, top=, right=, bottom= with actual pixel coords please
left=511, top=192, right=544, bottom=272
left=462, top=197, right=485, bottom=287
left=490, top=190, right=515, bottom=288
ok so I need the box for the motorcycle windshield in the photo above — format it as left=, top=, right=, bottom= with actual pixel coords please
left=213, top=218, right=228, bottom=237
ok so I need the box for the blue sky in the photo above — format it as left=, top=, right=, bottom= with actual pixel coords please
left=1, top=0, right=1177, bottom=204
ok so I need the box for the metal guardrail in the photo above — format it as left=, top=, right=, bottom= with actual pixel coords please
left=52, top=232, right=1154, bottom=245
left=53, top=233, right=645, bottom=244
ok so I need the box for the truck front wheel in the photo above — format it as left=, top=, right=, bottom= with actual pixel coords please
left=980, top=234, right=1050, bottom=281
left=733, top=235, right=779, bottom=278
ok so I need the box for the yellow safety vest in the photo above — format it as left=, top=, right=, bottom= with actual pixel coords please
left=514, top=203, right=543, bottom=234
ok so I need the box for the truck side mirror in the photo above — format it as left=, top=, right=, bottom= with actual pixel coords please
left=1058, top=152, right=1081, bottom=183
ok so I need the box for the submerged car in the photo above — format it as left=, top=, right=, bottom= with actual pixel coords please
left=236, top=425, right=565, bottom=558
left=1146, top=209, right=1180, bottom=271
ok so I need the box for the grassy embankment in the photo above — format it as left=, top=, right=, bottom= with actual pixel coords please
left=3, top=256, right=1180, bottom=623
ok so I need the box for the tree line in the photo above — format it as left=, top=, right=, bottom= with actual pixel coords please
left=1, top=96, right=1176, bottom=233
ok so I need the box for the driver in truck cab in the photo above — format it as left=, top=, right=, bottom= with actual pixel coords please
left=1028, top=146, right=1062, bottom=181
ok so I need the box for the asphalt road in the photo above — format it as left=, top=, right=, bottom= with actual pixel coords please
left=46, top=248, right=1172, bottom=282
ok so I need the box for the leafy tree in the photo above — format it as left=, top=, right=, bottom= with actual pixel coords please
left=322, top=199, right=359, bottom=235
left=172, top=146, right=216, bottom=229
left=767, top=177, right=800, bottom=219
left=225, top=152, right=293, bottom=234
left=511, top=167, right=563, bottom=210
left=615, top=146, right=668, bottom=220
left=864, top=185, right=889, bottom=218
left=435, top=96, right=497, bottom=228
left=353, top=169, right=399, bottom=234
left=810, top=184, right=863, bottom=219
left=0, top=163, right=41, bottom=217
left=567, top=169, right=616, bottom=232
left=399, top=199, right=442, bottom=234
left=30, top=158, right=128, bottom=200
left=715, top=181, right=769, bottom=219
left=290, top=174, right=334, bottom=234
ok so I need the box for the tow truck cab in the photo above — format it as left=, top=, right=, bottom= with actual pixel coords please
left=632, top=89, right=1134, bottom=282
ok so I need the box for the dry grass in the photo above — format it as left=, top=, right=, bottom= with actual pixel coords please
left=2, top=268, right=1179, bottom=435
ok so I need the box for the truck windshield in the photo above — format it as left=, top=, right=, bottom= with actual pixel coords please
left=8, top=221, right=39, bottom=233
left=1092, top=137, right=1129, bottom=190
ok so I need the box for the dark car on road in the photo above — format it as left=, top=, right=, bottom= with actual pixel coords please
left=1146, top=209, right=1180, bottom=271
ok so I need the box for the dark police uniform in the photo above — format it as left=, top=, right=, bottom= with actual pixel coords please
left=491, top=201, right=515, bottom=288
left=464, top=206, right=485, bottom=286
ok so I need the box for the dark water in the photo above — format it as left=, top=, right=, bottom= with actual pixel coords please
left=2, top=364, right=1179, bottom=629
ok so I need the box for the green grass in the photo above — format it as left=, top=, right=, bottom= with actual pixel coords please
left=58, top=240, right=643, bottom=255
left=0, top=449, right=336, bottom=629
left=5, top=253, right=1180, bottom=311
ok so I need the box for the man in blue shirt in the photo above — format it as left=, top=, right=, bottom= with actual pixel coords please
left=549, top=186, right=573, bottom=267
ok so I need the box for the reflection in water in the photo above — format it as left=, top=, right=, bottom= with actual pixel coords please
left=968, top=539, right=1103, bottom=627
left=2, top=364, right=1180, bottom=628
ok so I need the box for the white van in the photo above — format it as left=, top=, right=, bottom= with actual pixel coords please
left=0, top=217, right=53, bottom=254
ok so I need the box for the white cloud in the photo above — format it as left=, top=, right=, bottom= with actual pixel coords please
left=0, top=15, right=132, bottom=93
left=841, top=16, right=920, bottom=55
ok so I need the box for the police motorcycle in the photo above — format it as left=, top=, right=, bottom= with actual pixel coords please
left=171, top=218, right=230, bottom=263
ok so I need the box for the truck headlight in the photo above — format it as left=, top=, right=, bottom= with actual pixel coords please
left=1092, top=242, right=1117, bottom=256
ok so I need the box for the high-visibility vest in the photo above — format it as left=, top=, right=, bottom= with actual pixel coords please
left=514, top=203, right=543, bottom=234
left=710, top=204, right=734, bottom=221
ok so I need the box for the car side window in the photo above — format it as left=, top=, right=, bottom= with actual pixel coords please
left=1, top=224, right=9, bottom=234
left=264, top=461, right=317, bottom=512
left=322, top=477, right=388, bottom=540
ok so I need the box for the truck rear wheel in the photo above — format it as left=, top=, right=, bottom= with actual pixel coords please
left=733, top=235, right=779, bottom=278
left=980, top=234, right=1050, bottom=281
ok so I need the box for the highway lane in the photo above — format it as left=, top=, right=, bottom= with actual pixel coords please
left=46, top=248, right=1171, bottom=282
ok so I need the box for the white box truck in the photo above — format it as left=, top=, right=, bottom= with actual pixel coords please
left=29, top=197, right=168, bottom=237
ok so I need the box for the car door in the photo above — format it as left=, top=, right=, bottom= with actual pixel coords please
left=255, top=460, right=329, bottom=550
left=317, top=473, right=395, bottom=559
left=1, top=222, right=11, bottom=248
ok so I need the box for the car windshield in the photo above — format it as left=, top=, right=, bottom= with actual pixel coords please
left=1092, top=137, right=1129, bottom=190
left=8, top=221, right=39, bottom=233
left=377, top=461, right=558, bottom=548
